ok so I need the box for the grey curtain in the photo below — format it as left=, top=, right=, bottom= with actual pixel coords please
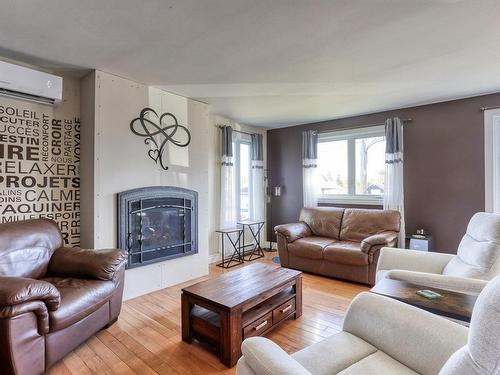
left=385, top=117, right=403, bottom=155
left=384, top=117, right=405, bottom=246
left=220, top=125, right=235, bottom=228
left=251, top=134, right=263, bottom=164
left=302, top=130, right=318, bottom=164
left=221, top=125, right=233, bottom=162
left=302, top=130, right=319, bottom=207
left=251, top=133, right=265, bottom=221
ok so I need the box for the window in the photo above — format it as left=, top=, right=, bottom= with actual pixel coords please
left=317, top=126, right=386, bottom=204
left=234, top=138, right=253, bottom=220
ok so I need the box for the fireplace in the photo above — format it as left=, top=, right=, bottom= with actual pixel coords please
left=117, top=186, right=198, bottom=269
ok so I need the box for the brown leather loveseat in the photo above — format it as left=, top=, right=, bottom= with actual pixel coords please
left=0, top=219, right=127, bottom=375
left=275, top=207, right=400, bottom=285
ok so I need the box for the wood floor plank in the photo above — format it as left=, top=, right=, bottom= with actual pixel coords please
left=49, top=252, right=367, bottom=374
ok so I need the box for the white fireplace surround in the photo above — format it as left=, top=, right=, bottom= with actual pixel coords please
left=79, top=70, right=266, bottom=300
left=80, top=71, right=214, bottom=300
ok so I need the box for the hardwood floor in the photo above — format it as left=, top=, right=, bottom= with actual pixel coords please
left=48, top=253, right=368, bottom=375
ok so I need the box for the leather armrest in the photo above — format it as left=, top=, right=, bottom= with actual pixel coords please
left=361, top=231, right=398, bottom=254
left=0, top=276, right=60, bottom=311
left=0, top=301, right=51, bottom=334
left=274, top=222, right=312, bottom=243
left=48, top=247, right=127, bottom=281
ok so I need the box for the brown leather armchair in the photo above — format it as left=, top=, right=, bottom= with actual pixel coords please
left=275, top=207, right=400, bottom=285
left=0, top=218, right=127, bottom=375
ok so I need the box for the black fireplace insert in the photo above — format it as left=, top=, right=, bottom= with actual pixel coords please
left=117, top=186, right=198, bottom=269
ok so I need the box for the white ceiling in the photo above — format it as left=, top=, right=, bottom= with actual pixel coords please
left=1, top=0, right=499, bottom=128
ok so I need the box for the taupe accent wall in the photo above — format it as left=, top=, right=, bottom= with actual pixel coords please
left=267, top=92, right=500, bottom=253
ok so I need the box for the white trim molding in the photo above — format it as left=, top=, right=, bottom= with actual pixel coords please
left=484, top=108, right=500, bottom=213
left=318, top=195, right=383, bottom=206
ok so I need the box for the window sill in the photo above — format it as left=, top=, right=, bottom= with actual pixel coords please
left=318, top=196, right=383, bottom=206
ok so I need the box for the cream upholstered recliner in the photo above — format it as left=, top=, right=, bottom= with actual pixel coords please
left=236, top=275, right=500, bottom=375
left=376, top=212, right=500, bottom=294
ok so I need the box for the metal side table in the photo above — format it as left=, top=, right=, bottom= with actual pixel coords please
left=216, top=227, right=244, bottom=268
left=238, top=220, right=265, bottom=261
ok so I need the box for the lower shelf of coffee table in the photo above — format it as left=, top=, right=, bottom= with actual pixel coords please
left=190, top=287, right=296, bottom=344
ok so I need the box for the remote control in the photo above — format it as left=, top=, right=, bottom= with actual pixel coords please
left=416, top=290, right=442, bottom=299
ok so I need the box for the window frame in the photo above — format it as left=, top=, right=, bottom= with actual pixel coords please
left=317, top=125, right=385, bottom=206
left=233, top=137, right=253, bottom=221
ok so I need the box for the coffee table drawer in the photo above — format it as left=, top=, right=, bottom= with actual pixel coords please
left=243, top=312, right=272, bottom=339
left=273, top=298, right=295, bottom=324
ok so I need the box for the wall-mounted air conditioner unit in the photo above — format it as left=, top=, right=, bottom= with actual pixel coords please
left=0, top=60, right=62, bottom=105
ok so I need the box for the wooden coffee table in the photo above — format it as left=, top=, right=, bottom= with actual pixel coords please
left=371, top=278, right=477, bottom=322
left=181, top=263, right=302, bottom=367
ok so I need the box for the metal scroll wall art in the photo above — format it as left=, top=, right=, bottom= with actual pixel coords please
left=130, top=107, right=191, bottom=170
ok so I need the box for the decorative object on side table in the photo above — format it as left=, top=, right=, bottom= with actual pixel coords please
left=130, top=107, right=191, bottom=170
left=407, top=228, right=433, bottom=251
left=181, top=263, right=302, bottom=367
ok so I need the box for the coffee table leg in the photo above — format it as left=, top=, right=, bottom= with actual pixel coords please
left=181, top=293, right=193, bottom=343
left=220, top=308, right=242, bottom=367
left=294, top=276, right=303, bottom=319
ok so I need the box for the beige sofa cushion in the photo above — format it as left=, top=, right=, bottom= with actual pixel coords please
left=287, top=237, right=334, bottom=260
left=443, top=212, right=500, bottom=279
left=324, top=242, right=369, bottom=266
left=241, top=337, right=312, bottom=375
left=343, top=293, right=468, bottom=375
left=292, top=331, right=376, bottom=375
left=299, top=207, right=344, bottom=239
left=340, top=209, right=400, bottom=242
left=338, top=351, right=419, bottom=375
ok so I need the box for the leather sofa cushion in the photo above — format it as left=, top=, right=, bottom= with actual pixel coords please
left=0, top=219, right=63, bottom=279
left=42, top=277, right=115, bottom=332
left=324, top=242, right=369, bottom=266
left=288, top=237, right=335, bottom=260
left=300, top=207, right=344, bottom=239
left=340, top=209, right=400, bottom=242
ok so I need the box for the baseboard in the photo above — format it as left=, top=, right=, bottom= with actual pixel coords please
left=208, top=243, right=277, bottom=265
left=208, top=253, right=221, bottom=264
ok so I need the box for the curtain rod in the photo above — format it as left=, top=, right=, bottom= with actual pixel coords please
left=217, top=125, right=255, bottom=137
left=316, top=118, right=412, bottom=134
left=480, top=105, right=500, bottom=111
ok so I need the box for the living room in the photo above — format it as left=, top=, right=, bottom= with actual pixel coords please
left=0, top=1, right=499, bottom=375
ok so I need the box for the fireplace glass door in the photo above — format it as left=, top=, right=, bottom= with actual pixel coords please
left=128, top=197, right=193, bottom=267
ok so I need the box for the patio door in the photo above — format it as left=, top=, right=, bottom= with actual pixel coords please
left=485, top=108, right=500, bottom=213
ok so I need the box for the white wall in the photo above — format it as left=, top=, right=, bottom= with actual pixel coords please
left=81, top=71, right=215, bottom=300
left=80, top=70, right=269, bottom=299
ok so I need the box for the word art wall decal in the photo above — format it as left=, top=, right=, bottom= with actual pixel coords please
left=130, top=107, right=191, bottom=170
left=0, top=102, right=80, bottom=247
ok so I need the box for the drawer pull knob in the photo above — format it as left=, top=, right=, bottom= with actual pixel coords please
left=281, top=305, right=292, bottom=313
left=254, top=320, right=268, bottom=330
